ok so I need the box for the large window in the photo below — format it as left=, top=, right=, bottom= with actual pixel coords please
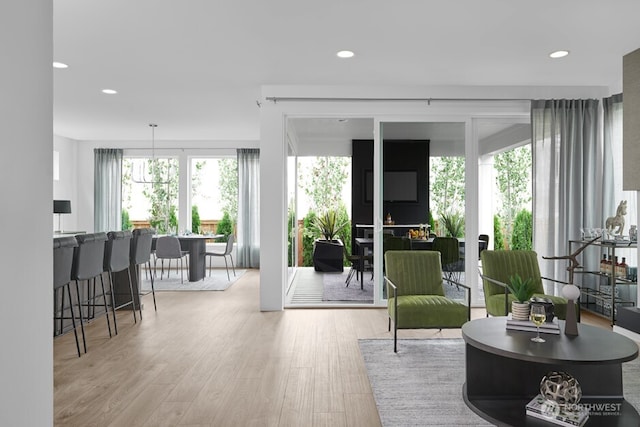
left=122, top=155, right=238, bottom=237
left=123, top=157, right=179, bottom=233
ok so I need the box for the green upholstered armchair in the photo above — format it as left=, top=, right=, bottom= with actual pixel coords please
left=384, top=250, right=471, bottom=352
left=480, top=250, right=577, bottom=320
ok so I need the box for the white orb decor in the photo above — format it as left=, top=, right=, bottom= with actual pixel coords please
left=562, top=284, right=581, bottom=301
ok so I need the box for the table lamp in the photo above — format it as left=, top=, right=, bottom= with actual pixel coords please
left=562, top=284, right=581, bottom=336
left=53, top=200, right=71, bottom=233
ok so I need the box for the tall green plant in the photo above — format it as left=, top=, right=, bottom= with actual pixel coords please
left=191, top=205, right=201, bottom=234
left=121, top=209, right=133, bottom=231
left=511, top=209, right=533, bottom=250
left=494, top=215, right=505, bottom=250
left=302, top=211, right=318, bottom=267
left=298, top=157, right=349, bottom=213
left=216, top=211, right=234, bottom=242
left=335, top=203, right=352, bottom=265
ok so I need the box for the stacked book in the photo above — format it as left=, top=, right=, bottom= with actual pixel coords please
left=526, top=394, right=589, bottom=426
left=506, top=314, right=560, bottom=335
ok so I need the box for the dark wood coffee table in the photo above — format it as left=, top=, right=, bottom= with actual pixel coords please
left=462, top=317, right=640, bottom=426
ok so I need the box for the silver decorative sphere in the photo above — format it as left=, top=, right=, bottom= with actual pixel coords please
left=539, top=371, right=582, bottom=406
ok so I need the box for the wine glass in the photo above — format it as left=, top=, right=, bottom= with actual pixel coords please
left=530, top=304, right=546, bottom=343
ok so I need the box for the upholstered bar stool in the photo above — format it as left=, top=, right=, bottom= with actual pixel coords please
left=53, top=236, right=82, bottom=357
left=131, top=228, right=156, bottom=311
left=104, top=230, right=137, bottom=335
left=72, top=232, right=111, bottom=351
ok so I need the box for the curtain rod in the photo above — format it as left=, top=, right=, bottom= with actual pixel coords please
left=265, top=96, right=532, bottom=104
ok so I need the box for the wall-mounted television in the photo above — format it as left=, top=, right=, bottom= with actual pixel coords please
left=364, top=170, right=419, bottom=203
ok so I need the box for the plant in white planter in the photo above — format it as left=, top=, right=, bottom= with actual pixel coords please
left=312, top=210, right=348, bottom=272
left=506, top=274, right=538, bottom=321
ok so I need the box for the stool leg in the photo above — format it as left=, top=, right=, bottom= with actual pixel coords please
left=65, top=283, right=82, bottom=357
left=148, top=260, right=157, bottom=311
left=108, top=272, right=118, bottom=335
left=99, top=274, right=112, bottom=338
left=126, top=267, right=137, bottom=323
left=75, top=280, right=87, bottom=353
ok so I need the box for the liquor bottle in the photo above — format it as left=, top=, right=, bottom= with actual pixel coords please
left=600, top=254, right=607, bottom=273
left=607, top=255, right=613, bottom=274
left=615, top=256, right=620, bottom=278
left=620, top=257, right=628, bottom=279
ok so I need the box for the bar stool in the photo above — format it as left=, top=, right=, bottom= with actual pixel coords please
left=104, top=230, right=137, bottom=334
left=53, top=236, right=82, bottom=357
left=131, top=228, right=156, bottom=311
left=72, top=232, right=111, bottom=351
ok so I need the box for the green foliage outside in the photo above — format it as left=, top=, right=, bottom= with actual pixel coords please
left=142, top=158, right=179, bottom=233
left=494, top=215, right=504, bottom=250
left=298, top=157, right=349, bottom=214
left=216, top=211, right=234, bottom=242
left=494, top=146, right=532, bottom=244
left=428, top=211, right=436, bottom=234
left=511, top=209, right=533, bottom=250
left=302, top=212, right=317, bottom=267
left=191, top=205, right=201, bottom=234
left=218, top=158, right=238, bottom=226
left=429, top=156, right=465, bottom=220
left=312, top=209, right=349, bottom=240
left=288, top=204, right=295, bottom=267
left=121, top=209, right=133, bottom=231
left=335, top=203, right=352, bottom=265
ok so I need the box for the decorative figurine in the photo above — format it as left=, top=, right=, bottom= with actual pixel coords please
left=605, top=200, right=627, bottom=235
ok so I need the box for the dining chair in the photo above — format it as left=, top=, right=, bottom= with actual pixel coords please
left=205, top=234, right=236, bottom=280
left=155, top=235, right=190, bottom=283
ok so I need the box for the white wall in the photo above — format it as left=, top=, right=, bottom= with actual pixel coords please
left=0, top=1, right=53, bottom=425
left=53, top=135, right=79, bottom=231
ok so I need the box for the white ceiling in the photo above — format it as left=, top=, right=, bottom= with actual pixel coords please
left=53, top=0, right=640, bottom=142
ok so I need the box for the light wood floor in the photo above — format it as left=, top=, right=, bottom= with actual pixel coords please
left=54, top=269, right=612, bottom=427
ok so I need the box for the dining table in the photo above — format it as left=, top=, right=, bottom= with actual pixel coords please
left=152, top=234, right=224, bottom=282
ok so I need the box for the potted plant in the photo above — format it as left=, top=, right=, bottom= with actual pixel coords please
left=312, top=210, right=348, bottom=272
left=506, top=274, right=538, bottom=321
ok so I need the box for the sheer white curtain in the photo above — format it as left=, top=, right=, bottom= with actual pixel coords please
left=237, top=148, right=260, bottom=268
left=94, top=148, right=123, bottom=232
left=532, top=99, right=602, bottom=293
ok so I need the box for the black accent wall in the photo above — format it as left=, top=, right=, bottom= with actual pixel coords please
left=351, top=139, right=430, bottom=231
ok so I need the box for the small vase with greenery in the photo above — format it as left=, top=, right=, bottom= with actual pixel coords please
left=506, top=274, right=538, bottom=320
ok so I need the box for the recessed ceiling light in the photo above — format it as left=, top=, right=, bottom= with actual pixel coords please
left=338, top=118, right=349, bottom=123
left=549, top=50, right=569, bottom=59
left=337, top=50, right=354, bottom=58
left=52, top=62, right=68, bottom=69
left=102, top=89, right=118, bottom=95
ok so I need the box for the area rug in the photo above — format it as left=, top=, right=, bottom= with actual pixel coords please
left=322, top=271, right=374, bottom=302
left=358, top=338, right=640, bottom=426
left=139, top=269, right=246, bottom=291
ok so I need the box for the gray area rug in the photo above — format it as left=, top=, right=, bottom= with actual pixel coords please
left=322, top=271, right=374, bottom=302
left=139, top=269, right=246, bottom=291
left=359, top=338, right=640, bottom=426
